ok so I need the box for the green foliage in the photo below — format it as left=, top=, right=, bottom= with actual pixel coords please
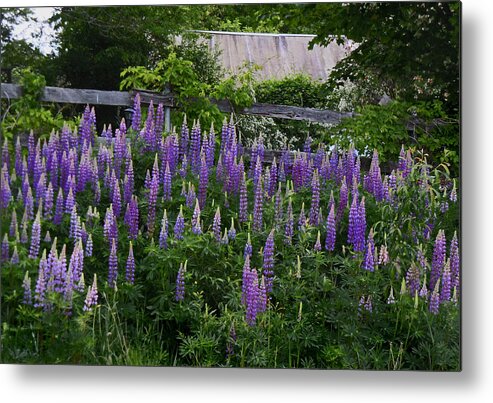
left=254, top=74, right=325, bottom=108
left=283, top=2, right=460, bottom=115
left=237, top=74, right=330, bottom=149
left=1, top=68, right=65, bottom=140
left=120, top=53, right=256, bottom=130
left=321, top=100, right=459, bottom=173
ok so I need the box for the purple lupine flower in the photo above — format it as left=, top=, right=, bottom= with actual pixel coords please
left=228, top=218, right=236, bottom=240
left=34, top=249, right=47, bottom=308
left=364, top=296, right=373, bottom=313
left=123, top=159, right=134, bottom=205
left=440, top=259, right=452, bottom=303
left=68, top=240, right=84, bottom=292
left=198, top=154, right=208, bottom=209
left=69, top=205, right=78, bottom=240
left=53, top=244, right=67, bottom=294
left=22, top=271, right=32, bottom=305
left=248, top=138, right=258, bottom=179
left=430, top=230, right=446, bottom=292
left=179, top=154, right=188, bottom=178
left=273, top=183, right=283, bottom=227
left=356, top=197, right=367, bottom=252
left=253, top=154, right=262, bottom=191
left=9, top=210, right=17, bottom=238
left=29, top=211, right=41, bottom=259
left=27, top=130, right=35, bottom=176
left=189, top=121, right=202, bottom=175
left=175, top=261, right=187, bottom=302
left=314, top=231, right=322, bottom=251
left=131, top=93, right=142, bottom=132
left=15, top=136, right=22, bottom=177
left=216, top=157, right=224, bottom=183
left=239, top=172, right=248, bottom=223
left=398, top=145, right=407, bottom=173
left=379, top=245, right=389, bottom=265
left=11, top=245, right=19, bottom=265
left=357, top=296, right=365, bottom=317
left=347, top=193, right=358, bottom=249
left=185, top=182, right=196, bottom=209
left=92, top=179, right=101, bottom=205
left=212, top=207, right=222, bottom=242
left=126, top=241, right=136, bottom=284
left=298, top=202, right=307, bottom=232
left=20, top=224, right=28, bottom=244
left=252, top=176, right=263, bottom=232
left=450, top=180, right=457, bottom=202
left=54, top=188, right=64, bottom=225
left=262, top=229, right=275, bottom=294
left=429, top=281, right=440, bottom=314
left=65, top=187, right=75, bottom=214
left=284, top=197, right=294, bottom=245
left=292, top=153, right=303, bottom=191
left=267, top=157, right=278, bottom=198
left=245, top=267, right=259, bottom=326
left=43, top=181, right=54, bottom=219
left=147, top=161, right=159, bottom=235
left=1, top=234, right=9, bottom=262
left=143, top=100, right=155, bottom=149
left=419, top=274, right=429, bottom=298
left=112, top=178, right=122, bottom=217
left=85, top=233, right=93, bottom=257
left=325, top=204, right=336, bottom=251
left=22, top=173, right=30, bottom=203
left=179, top=116, right=189, bottom=157
left=257, top=275, right=267, bottom=314
left=83, top=274, right=98, bottom=312
left=108, top=239, right=118, bottom=288
left=362, top=242, right=375, bottom=272
left=174, top=205, right=185, bottom=240
left=309, top=169, right=320, bottom=226
left=155, top=102, right=164, bottom=140
left=241, top=254, right=251, bottom=305
left=449, top=231, right=459, bottom=289
left=103, top=204, right=118, bottom=248
left=144, top=169, right=151, bottom=190
left=406, top=264, right=421, bottom=295
left=221, top=228, right=229, bottom=245
left=124, top=195, right=140, bottom=240
left=0, top=164, right=11, bottom=209
left=159, top=209, right=168, bottom=249
left=191, top=198, right=201, bottom=233
left=163, top=162, right=172, bottom=201
left=336, top=180, right=348, bottom=224
left=244, top=233, right=252, bottom=259
left=1, top=140, right=10, bottom=174
left=387, top=287, right=396, bottom=304
left=25, top=187, right=34, bottom=220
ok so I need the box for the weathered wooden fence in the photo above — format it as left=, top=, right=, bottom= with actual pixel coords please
left=1, top=82, right=356, bottom=126
left=1, top=82, right=447, bottom=139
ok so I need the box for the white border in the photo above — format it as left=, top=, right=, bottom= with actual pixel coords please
left=2, top=1, right=492, bottom=402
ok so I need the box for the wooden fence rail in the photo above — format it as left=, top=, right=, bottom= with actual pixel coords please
left=1, top=83, right=354, bottom=126
left=1, top=83, right=448, bottom=131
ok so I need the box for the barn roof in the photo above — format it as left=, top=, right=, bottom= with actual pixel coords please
left=183, top=30, right=355, bottom=81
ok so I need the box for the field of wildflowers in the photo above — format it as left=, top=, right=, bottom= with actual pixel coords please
left=0, top=94, right=460, bottom=369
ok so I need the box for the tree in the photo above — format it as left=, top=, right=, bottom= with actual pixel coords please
left=0, top=8, right=47, bottom=82
left=282, top=2, right=460, bottom=115
left=50, top=6, right=204, bottom=90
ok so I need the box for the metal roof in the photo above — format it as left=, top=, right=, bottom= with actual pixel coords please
left=180, top=30, right=354, bottom=81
